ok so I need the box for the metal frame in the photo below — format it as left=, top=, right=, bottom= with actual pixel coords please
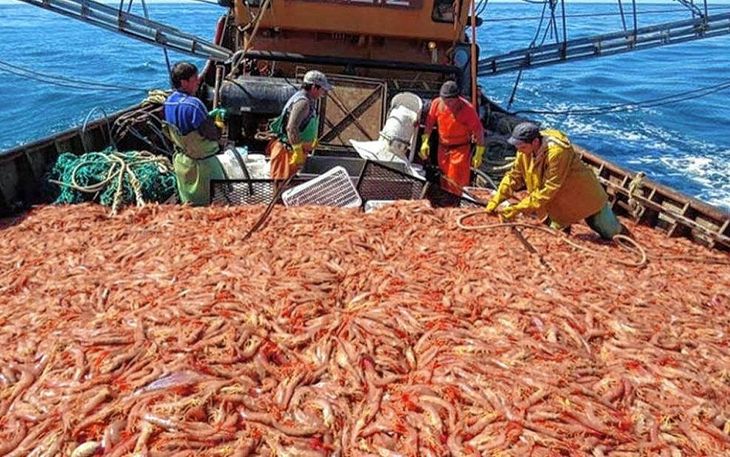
left=17, top=0, right=232, bottom=62
left=244, top=50, right=460, bottom=74
left=210, top=159, right=482, bottom=209
left=314, top=75, right=388, bottom=145
left=478, top=13, right=730, bottom=76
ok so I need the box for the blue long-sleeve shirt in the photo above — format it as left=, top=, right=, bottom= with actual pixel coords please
left=163, top=90, right=208, bottom=136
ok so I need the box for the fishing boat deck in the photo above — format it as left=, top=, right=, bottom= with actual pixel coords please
left=1, top=202, right=728, bottom=455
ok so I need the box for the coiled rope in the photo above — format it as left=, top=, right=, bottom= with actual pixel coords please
left=49, top=150, right=176, bottom=215
left=112, top=90, right=174, bottom=157
left=456, top=211, right=648, bottom=268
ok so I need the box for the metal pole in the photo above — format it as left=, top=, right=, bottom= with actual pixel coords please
left=213, top=65, right=224, bottom=108
left=618, top=0, right=627, bottom=31
left=560, top=0, right=567, bottom=46
left=470, top=0, right=478, bottom=108
left=632, top=0, right=638, bottom=38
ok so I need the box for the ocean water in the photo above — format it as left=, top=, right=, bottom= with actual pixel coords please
left=0, top=2, right=728, bottom=209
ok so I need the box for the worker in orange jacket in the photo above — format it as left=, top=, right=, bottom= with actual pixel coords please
left=420, top=81, right=486, bottom=194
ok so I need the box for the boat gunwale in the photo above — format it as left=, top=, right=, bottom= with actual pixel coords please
left=0, top=104, right=141, bottom=164
left=578, top=146, right=730, bottom=222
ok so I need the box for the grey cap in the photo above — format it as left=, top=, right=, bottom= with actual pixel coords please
left=508, top=122, right=540, bottom=146
left=439, top=80, right=460, bottom=98
left=303, top=70, right=333, bottom=91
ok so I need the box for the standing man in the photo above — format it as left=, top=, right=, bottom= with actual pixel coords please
left=485, top=122, right=623, bottom=239
left=267, top=70, right=332, bottom=183
left=163, top=61, right=224, bottom=206
left=419, top=80, right=486, bottom=194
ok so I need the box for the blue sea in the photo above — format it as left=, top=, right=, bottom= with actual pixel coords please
left=1, top=2, right=728, bottom=209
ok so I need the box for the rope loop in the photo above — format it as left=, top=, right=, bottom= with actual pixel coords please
left=456, top=211, right=648, bottom=268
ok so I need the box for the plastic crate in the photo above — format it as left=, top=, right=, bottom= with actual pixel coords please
left=210, top=177, right=310, bottom=206
left=281, top=166, right=362, bottom=208
left=301, top=155, right=407, bottom=177
left=211, top=160, right=482, bottom=209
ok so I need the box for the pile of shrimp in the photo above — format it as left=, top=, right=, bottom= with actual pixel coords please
left=1, top=201, right=728, bottom=457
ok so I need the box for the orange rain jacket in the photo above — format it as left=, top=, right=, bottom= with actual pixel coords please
left=424, top=97, right=484, bottom=191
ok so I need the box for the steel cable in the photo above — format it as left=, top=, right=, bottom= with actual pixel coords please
left=0, top=59, right=149, bottom=93
left=513, top=79, right=730, bottom=116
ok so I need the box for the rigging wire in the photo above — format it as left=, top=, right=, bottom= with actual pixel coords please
left=124, top=0, right=175, bottom=91
left=560, top=0, right=568, bottom=48
left=617, top=0, right=628, bottom=32
left=675, top=0, right=706, bottom=18
left=482, top=5, right=730, bottom=23
left=507, top=0, right=552, bottom=109
left=513, top=79, right=730, bottom=116
left=0, top=59, right=149, bottom=93
left=632, top=0, right=638, bottom=35
left=545, top=0, right=559, bottom=45
left=183, top=0, right=221, bottom=5
left=475, top=0, right=488, bottom=17
left=496, top=0, right=725, bottom=109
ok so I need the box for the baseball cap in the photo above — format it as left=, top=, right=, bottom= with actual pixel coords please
left=439, top=80, right=460, bottom=98
left=507, top=122, right=540, bottom=146
left=303, top=70, right=333, bottom=91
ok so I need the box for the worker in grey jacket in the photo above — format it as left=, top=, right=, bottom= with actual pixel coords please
left=267, top=70, right=332, bottom=181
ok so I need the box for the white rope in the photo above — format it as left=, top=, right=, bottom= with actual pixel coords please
left=456, top=211, right=648, bottom=268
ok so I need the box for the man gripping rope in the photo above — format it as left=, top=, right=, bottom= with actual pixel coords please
left=486, top=122, right=624, bottom=239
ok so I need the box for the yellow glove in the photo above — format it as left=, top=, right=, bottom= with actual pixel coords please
left=289, top=143, right=306, bottom=167
left=310, top=138, right=318, bottom=151
left=419, top=134, right=430, bottom=160
left=500, top=204, right=522, bottom=221
left=485, top=198, right=499, bottom=214
left=472, top=145, right=486, bottom=168
left=209, top=108, right=227, bottom=129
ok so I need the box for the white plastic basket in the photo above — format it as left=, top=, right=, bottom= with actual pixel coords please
left=282, top=166, right=362, bottom=208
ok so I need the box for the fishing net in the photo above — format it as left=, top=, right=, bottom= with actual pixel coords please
left=48, top=149, right=176, bottom=214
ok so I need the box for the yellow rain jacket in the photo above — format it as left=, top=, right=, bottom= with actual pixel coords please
left=492, top=129, right=607, bottom=226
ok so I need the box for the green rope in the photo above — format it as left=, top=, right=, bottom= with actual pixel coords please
left=49, top=149, right=176, bottom=215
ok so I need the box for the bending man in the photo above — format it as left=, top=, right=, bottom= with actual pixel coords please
left=268, top=70, right=332, bottom=183
left=420, top=80, right=486, bottom=194
left=163, top=61, right=224, bottom=206
left=486, top=122, right=623, bottom=239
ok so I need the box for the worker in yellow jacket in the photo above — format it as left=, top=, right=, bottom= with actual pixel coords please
left=485, top=122, right=623, bottom=239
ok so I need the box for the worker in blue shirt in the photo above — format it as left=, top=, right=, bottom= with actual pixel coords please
left=163, top=61, right=224, bottom=205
